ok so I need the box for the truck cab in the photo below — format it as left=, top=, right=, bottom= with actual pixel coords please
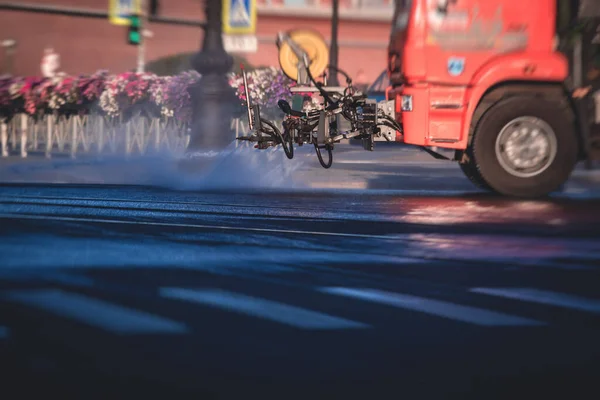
left=387, top=0, right=592, bottom=197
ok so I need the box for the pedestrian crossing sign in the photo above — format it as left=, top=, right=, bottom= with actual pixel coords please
left=109, top=0, right=141, bottom=26
left=223, top=0, right=257, bottom=34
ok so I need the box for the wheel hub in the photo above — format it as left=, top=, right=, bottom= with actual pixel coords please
left=495, top=116, right=557, bottom=178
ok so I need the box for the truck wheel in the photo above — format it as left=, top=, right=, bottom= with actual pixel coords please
left=471, top=96, right=578, bottom=198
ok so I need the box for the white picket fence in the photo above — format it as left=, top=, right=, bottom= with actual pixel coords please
left=0, top=113, right=252, bottom=158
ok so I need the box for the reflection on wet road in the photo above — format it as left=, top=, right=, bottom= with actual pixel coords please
left=0, top=184, right=599, bottom=399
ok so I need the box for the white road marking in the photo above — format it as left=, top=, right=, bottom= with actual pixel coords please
left=0, top=213, right=589, bottom=273
left=0, top=326, right=8, bottom=339
left=319, top=287, right=545, bottom=327
left=3, top=289, right=188, bottom=335
left=334, top=160, right=444, bottom=165
left=0, top=213, right=405, bottom=240
left=160, top=288, right=370, bottom=330
left=310, top=181, right=369, bottom=189
left=0, top=194, right=300, bottom=210
left=470, top=287, right=600, bottom=314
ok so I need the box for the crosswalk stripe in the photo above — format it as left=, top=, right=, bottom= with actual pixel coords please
left=160, top=288, right=370, bottom=330
left=0, top=326, right=8, bottom=339
left=3, top=289, right=188, bottom=335
left=319, top=287, right=545, bottom=327
left=470, top=287, right=600, bottom=314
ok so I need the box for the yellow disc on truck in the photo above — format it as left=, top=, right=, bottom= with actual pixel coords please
left=278, top=29, right=330, bottom=82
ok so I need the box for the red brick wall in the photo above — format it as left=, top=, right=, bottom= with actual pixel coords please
left=0, top=0, right=391, bottom=83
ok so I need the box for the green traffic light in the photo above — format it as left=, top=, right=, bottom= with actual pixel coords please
left=127, top=14, right=141, bottom=45
left=129, top=31, right=141, bottom=44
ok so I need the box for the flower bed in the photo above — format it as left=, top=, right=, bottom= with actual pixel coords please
left=0, top=67, right=311, bottom=123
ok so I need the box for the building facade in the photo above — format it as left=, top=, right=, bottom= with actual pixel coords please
left=0, top=0, right=394, bottom=83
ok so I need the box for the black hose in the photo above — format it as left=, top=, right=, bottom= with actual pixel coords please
left=379, top=117, right=401, bottom=130
left=380, top=114, right=402, bottom=131
left=305, top=64, right=340, bottom=111
left=379, top=122, right=400, bottom=133
left=283, top=124, right=296, bottom=151
left=260, top=118, right=294, bottom=159
left=314, top=143, right=333, bottom=168
left=263, top=117, right=332, bottom=168
left=326, top=64, right=353, bottom=85
left=380, top=114, right=394, bottom=123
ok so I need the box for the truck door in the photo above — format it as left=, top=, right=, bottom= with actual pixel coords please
left=424, top=0, right=531, bottom=86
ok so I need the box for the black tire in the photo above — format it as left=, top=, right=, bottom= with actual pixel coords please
left=471, top=95, right=578, bottom=198
left=459, top=159, right=492, bottom=191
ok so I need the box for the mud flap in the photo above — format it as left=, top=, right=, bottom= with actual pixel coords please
left=573, top=96, right=595, bottom=168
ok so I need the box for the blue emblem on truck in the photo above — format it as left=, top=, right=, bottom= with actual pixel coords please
left=447, top=57, right=465, bottom=76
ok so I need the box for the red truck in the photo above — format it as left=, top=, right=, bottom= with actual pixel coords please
left=387, top=0, right=599, bottom=197
left=242, top=0, right=598, bottom=198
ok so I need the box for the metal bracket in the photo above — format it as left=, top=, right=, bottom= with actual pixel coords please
left=317, top=110, right=328, bottom=145
left=420, top=146, right=450, bottom=160
left=251, top=104, right=262, bottom=132
left=277, top=32, right=312, bottom=86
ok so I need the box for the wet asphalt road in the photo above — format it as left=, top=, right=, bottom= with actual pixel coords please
left=0, top=181, right=599, bottom=400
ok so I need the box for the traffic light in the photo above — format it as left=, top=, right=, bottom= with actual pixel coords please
left=127, top=14, right=141, bottom=45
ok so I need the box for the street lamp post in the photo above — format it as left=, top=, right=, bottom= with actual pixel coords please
left=329, top=0, right=340, bottom=86
left=187, top=0, right=238, bottom=153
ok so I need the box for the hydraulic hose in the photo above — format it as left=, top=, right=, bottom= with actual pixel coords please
left=326, top=64, right=353, bottom=85
left=260, top=118, right=294, bottom=159
left=314, top=143, right=333, bottom=169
